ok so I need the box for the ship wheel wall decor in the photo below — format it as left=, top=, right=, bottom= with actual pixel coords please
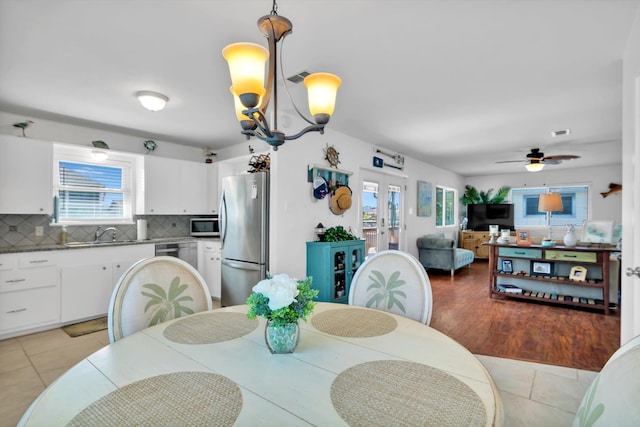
left=324, top=144, right=340, bottom=168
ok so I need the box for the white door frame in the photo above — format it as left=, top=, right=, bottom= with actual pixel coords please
left=621, top=76, right=640, bottom=344
left=359, top=168, right=407, bottom=255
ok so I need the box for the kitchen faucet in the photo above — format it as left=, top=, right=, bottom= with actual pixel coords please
left=95, top=226, right=117, bottom=242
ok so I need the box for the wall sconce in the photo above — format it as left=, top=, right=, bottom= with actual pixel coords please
left=136, top=91, right=169, bottom=111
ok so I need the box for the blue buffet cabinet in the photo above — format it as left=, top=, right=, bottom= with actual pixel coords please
left=306, top=240, right=366, bottom=303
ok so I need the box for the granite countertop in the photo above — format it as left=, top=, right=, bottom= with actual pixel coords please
left=0, top=237, right=200, bottom=254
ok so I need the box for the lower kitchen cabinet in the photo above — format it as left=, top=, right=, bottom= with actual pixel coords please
left=306, top=240, right=366, bottom=303
left=0, top=252, right=60, bottom=338
left=58, top=244, right=154, bottom=323
left=198, top=240, right=221, bottom=299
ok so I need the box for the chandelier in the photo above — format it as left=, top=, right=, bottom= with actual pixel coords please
left=222, top=0, right=341, bottom=150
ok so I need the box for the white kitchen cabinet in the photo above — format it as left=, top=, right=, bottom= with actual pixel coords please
left=144, top=156, right=208, bottom=215
left=0, top=252, right=59, bottom=337
left=198, top=239, right=221, bottom=299
left=0, top=135, right=53, bottom=214
left=59, top=244, right=154, bottom=322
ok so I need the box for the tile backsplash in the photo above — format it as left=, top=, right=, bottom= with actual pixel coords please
left=0, top=215, right=192, bottom=248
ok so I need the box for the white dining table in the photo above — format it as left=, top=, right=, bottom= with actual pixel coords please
left=19, top=302, right=504, bottom=426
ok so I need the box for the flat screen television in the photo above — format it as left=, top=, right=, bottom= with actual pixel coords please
left=466, top=203, right=514, bottom=231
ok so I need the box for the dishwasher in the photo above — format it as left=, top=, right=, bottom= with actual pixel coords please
left=155, top=242, right=198, bottom=269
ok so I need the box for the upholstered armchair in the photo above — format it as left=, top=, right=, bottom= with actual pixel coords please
left=416, top=234, right=475, bottom=276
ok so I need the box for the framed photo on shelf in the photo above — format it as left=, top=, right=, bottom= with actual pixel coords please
left=581, top=220, right=614, bottom=244
left=501, top=259, right=513, bottom=273
left=569, top=265, right=587, bottom=282
left=531, top=261, right=553, bottom=276
left=516, top=230, right=531, bottom=245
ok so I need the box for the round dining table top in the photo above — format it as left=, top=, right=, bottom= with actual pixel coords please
left=19, top=302, right=504, bottom=426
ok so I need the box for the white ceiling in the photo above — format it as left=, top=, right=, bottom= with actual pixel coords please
left=1, top=0, right=637, bottom=176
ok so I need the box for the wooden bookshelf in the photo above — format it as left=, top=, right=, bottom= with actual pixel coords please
left=484, top=242, right=618, bottom=314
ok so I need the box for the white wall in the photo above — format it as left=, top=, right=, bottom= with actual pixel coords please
left=464, top=164, right=622, bottom=241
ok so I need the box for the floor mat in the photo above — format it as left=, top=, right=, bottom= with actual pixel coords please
left=62, top=316, right=108, bottom=337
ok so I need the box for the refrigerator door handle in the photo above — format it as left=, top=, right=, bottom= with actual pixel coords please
left=220, top=191, right=227, bottom=249
left=222, top=259, right=262, bottom=271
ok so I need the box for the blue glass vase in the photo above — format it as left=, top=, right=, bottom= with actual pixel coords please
left=265, top=319, right=299, bottom=354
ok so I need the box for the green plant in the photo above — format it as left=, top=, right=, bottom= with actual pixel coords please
left=324, top=225, right=358, bottom=242
left=246, top=274, right=319, bottom=327
left=460, top=185, right=511, bottom=205
left=142, top=277, right=194, bottom=325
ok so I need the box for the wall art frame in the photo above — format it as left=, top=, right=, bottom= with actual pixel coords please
left=417, top=180, right=432, bottom=217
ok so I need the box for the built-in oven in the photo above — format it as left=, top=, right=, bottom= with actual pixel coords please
left=190, top=216, right=220, bottom=237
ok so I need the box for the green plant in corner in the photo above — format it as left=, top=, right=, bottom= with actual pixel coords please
left=324, top=225, right=358, bottom=242
left=142, top=276, right=195, bottom=326
left=366, top=270, right=407, bottom=313
left=461, top=185, right=511, bottom=205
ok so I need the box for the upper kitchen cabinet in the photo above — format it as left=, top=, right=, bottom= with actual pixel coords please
left=0, top=135, right=53, bottom=215
left=144, top=156, right=208, bottom=215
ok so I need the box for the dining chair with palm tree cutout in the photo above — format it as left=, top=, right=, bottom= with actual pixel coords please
left=348, top=250, right=433, bottom=324
left=108, top=256, right=212, bottom=342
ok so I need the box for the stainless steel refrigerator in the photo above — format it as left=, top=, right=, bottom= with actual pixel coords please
left=219, top=172, right=269, bottom=306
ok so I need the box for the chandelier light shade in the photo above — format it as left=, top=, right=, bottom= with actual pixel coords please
left=525, top=159, right=545, bottom=172
left=222, top=0, right=341, bottom=150
left=222, top=43, right=269, bottom=104
left=136, top=91, right=169, bottom=112
left=304, top=73, right=341, bottom=121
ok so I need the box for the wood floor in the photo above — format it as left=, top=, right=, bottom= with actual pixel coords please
left=427, top=260, right=620, bottom=371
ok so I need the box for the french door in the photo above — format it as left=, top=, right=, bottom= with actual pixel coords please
left=360, top=169, right=406, bottom=257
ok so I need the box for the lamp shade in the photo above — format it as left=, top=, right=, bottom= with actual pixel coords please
left=136, top=91, right=169, bottom=112
left=525, top=161, right=545, bottom=172
left=304, top=72, right=341, bottom=117
left=538, top=193, right=563, bottom=212
left=222, top=42, right=268, bottom=102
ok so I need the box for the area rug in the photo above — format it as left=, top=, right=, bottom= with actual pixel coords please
left=62, top=316, right=108, bottom=337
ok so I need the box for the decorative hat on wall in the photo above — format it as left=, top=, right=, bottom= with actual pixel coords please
left=330, top=186, right=352, bottom=215
left=313, top=177, right=328, bottom=199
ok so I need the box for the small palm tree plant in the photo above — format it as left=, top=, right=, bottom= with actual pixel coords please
left=366, top=270, right=407, bottom=313
left=142, top=277, right=195, bottom=326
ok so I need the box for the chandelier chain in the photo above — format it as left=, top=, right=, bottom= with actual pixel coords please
left=271, top=0, right=278, bottom=15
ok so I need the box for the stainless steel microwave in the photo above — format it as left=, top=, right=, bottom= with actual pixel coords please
left=190, top=217, right=219, bottom=237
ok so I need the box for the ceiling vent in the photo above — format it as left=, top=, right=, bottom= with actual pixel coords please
left=287, top=70, right=311, bottom=84
left=551, top=129, right=571, bottom=137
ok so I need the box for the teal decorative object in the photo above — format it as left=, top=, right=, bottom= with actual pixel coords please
left=91, top=140, right=109, bottom=149
left=264, top=319, right=299, bottom=354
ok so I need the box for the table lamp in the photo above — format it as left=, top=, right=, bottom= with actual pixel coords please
left=538, top=193, right=563, bottom=246
left=488, top=225, right=499, bottom=243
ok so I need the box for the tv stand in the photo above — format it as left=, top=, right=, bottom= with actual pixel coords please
left=485, top=242, right=618, bottom=314
left=461, top=230, right=515, bottom=259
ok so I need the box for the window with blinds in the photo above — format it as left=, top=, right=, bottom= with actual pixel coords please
left=53, top=145, right=136, bottom=224
left=512, top=185, right=588, bottom=227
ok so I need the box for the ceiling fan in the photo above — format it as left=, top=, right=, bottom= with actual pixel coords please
left=496, top=148, right=581, bottom=172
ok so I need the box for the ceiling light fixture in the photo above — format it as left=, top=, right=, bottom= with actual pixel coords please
left=222, top=0, right=341, bottom=150
left=136, top=91, right=169, bottom=112
left=525, top=159, right=545, bottom=172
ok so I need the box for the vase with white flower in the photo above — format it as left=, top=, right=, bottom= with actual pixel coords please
left=246, top=273, right=318, bottom=354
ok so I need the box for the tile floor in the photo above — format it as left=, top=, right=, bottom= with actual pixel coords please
left=0, top=327, right=595, bottom=427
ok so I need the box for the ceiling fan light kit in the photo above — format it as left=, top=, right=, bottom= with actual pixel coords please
left=222, top=0, right=341, bottom=150
left=498, top=147, right=581, bottom=172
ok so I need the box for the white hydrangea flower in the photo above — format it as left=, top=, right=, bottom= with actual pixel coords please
left=253, top=273, right=299, bottom=310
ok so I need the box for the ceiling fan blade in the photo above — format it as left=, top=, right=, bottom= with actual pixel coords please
left=542, top=159, right=562, bottom=165
left=544, top=154, right=581, bottom=161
